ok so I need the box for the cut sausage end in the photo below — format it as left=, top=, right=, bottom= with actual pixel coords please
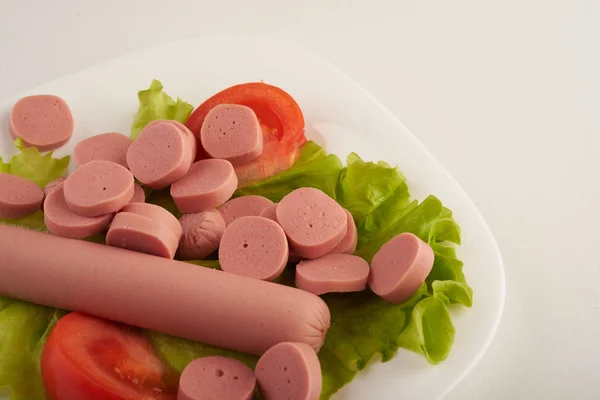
left=256, top=342, right=322, bottom=400
left=177, top=356, right=256, bottom=400
left=277, top=188, right=347, bottom=259
left=73, top=132, right=132, bottom=168
left=0, top=173, right=44, bottom=219
left=295, top=253, right=370, bottom=295
left=200, top=104, right=263, bottom=165
left=369, top=232, right=435, bottom=304
left=10, top=95, right=74, bottom=152
left=219, top=195, right=274, bottom=226
left=219, top=216, right=289, bottom=281
left=170, top=159, right=238, bottom=214
left=63, top=160, right=135, bottom=217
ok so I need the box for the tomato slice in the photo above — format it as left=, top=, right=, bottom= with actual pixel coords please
left=185, top=82, right=306, bottom=187
left=41, top=312, right=178, bottom=400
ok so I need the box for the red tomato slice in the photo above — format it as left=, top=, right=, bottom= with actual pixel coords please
left=185, top=82, right=306, bottom=187
left=41, top=312, right=178, bottom=400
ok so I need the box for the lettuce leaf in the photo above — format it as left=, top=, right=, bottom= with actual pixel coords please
left=235, top=141, right=344, bottom=201
left=130, top=79, right=194, bottom=139
left=0, top=299, right=62, bottom=400
left=0, top=211, right=47, bottom=232
left=0, top=138, right=69, bottom=188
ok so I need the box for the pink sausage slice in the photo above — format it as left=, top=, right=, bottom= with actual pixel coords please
left=106, top=212, right=179, bottom=259
left=328, top=209, right=357, bottom=255
left=259, top=203, right=278, bottom=221
left=44, top=187, right=113, bottom=239
left=0, top=225, right=331, bottom=354
left=145, top=119, right=198, bottom=162
left=276, top=188, right=347, bottom=259
left=0, top=173, right=44, bottom=219
left=369, top=232, right=435, bottom=304
left=295, top=254, right=370, bottom=295
left=179, top=210, right=226, bottom=260
left=9, top=95, right=74, bottom=151
left=129, top=183, right=145, bottom=204
left=219, top=216, right=288, bottom=281
left=178, top=356, right=256, bottom=400
left=255, top=342, right=322, bottom=400
left=43, top=177, right=66, bottom=197
left=120, top=202, right=182, bottom=239
left=219, top=195, right=274, bottom=226
left=127, top=122, right=192, bottom=189
left=200, top=104, right=263, bottom=165
left=171, top=159, right=238, bottom=214
left=63, top=160, right=134, bottom=217
left=73, top=132, right=132, bottom=168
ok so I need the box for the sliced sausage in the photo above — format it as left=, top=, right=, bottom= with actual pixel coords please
left=369, top=232, right=435, bottom=304
left=177, top=356, right=256, bottom=400
left=179, top=210, right=226, bottom=260
left=106, top=212, right=179, bottom=259
left=129, top=183, right=146, bottom=204
left=328, top=209, right=357, bottom=255
left=276, top=188, right=347, bottom=259
left=255, top=342, right=322, bottom=400
left=43, top=177, right=66, bottom=197
left=259, top=203, right=278, bottom=221
left=73, top=132, right=132, bottom=168
left=295, top=254, right=370, bottom=295
left=0, top=173, right=44, bottom=219
left=9, top=95, right=74, bottom=151
left=0, top=225, right=331, bottom=354
left=120, top=202, right=182, bottom=239
left=170, top=159, right=238, bottom=214
left=63, top=160, right=134, bottom=217
left=127, top=121, right=193, bottom=189
left=144, top=119, right=198, bottom=164
left=219, top=195, right=274, bottom=226
left=44, top=187, right=113, bottom=239
left=200, top=104, right=263, bottom=165
left=219, top=216, right=288, bottom=281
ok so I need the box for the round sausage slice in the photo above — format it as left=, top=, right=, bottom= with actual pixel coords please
left=9, top=95, right=74, bottom=151
left=276, top=188, right=347, bottom=259
left=129, top=183, right=146, bottom=204
left=0, top=173, right=44, bottom=219
left=170, top=159, right=238, bottom=214
left=120, top=202, right=182, bottom=239
left=219, top=216, right=288, bottom=281
left=295, top=254, right=370, bottom=295
left=200, top=104, right=263, bottom=166
left=144, top=119, right=198, bottom=163
left=255, top=342, right=322, bottom=400
left=369, top=232, right=435, bottom=304
left=106, top=212, right=179, bottom=259
left=259, top=203, right=278, bottom=222
left=126, top=121, right=192, bottom=189
left=219, top=195, right=274, bottom=226
left=73, top=132, right=132, bottom=168
left=43, top=177, right=66, bottom=197
left=179, top=210, right=226, bottom=260
left=328, top=209, right=357, bottom=255
left=177, top=356, right=256, bottom=400
left=63, top=160, right=134, bottom=217
left=44, top=187, right=113, bottom=239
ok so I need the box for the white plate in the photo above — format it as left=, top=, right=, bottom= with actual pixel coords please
left=0, top=36, right=505, bottom=400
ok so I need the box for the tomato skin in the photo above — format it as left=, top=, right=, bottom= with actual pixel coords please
left=41, top=313, right=177, bottom=400
left=185, top=82, right=306, bottom=186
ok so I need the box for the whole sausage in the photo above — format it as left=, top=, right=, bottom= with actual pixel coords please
left=0, top=225, right=330, bottom=355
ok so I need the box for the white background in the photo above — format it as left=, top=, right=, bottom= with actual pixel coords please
left=1, top=1, right=598, bottom=399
